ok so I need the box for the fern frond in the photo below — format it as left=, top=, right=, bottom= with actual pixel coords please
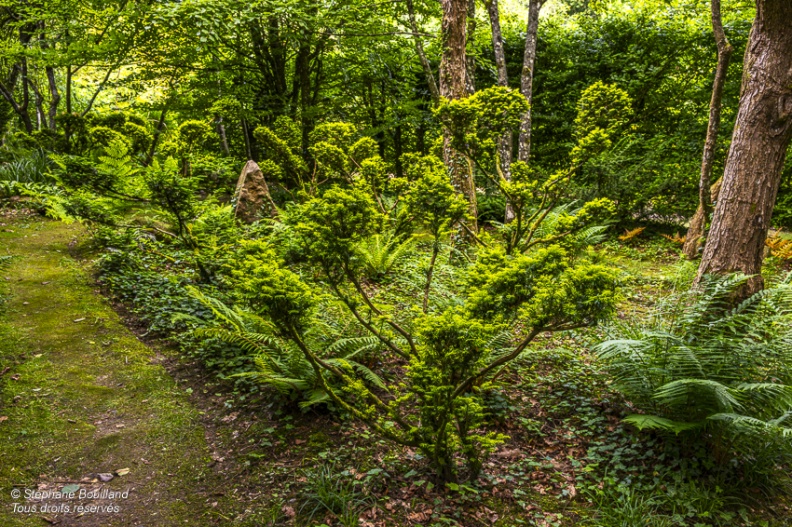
left=661, top=232, right=686, bottom=244
left=618, top=227, right=645, bottom=242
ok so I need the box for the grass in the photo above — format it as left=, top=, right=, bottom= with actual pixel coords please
left=0, top=217, right=225, bottom=526
left=1, top=215, right=789, bottom=526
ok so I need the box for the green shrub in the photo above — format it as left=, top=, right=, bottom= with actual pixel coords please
left=596, top=273, right=792, bottom=462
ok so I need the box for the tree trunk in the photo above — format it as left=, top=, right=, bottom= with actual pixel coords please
left=683, top=0, right=733, bottom=259
left=696, top=0, right=792, bottom=295
left=145, top=105, right=169, bottom=166
left=465, top=0, right=476, bottom=95
left=296, top=42, right=312, bottom=155
left=394, top=121, right=404, bottom=178
left=46, top=66, right=60, bottom=130
left=440, top=0, right=477, bottom=232
left=405, top=0, right=440, bottom=104
left=29, top=78, right=45, bottom=131
left=65, top=65, right=73, bottom=150
left=517, top=0, right=543, bottom=162
left=216, top=115, right=230, bottom=155
left=486, top=0, right=515, bottom=221
left=242, top=116, right=253, bottom=160
left=0, top=64, right=32, bottom=134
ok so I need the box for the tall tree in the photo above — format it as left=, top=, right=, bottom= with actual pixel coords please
left=405, top=0, right=439, bottom=104
left=486, top=0, right=510, bottom=171
left=682, top=0, right=733, bottom=259
left=486, top=0, right=516, bottom=222
left=696, top=0, right=792, bottom=294
left=517, top=0, right=544, bottom=162
left=440, top=0, right=477, bottom=231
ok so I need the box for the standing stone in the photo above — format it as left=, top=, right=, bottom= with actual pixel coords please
left=233, top=160, right=278, bottom=223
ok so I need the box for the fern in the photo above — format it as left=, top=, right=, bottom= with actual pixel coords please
left=97, top=139, right=140, bottom=181
left=618, top=226, right=645, bottom=242
left=596, top=273, right=792, bottom=455
left=186, top=287, right=385, bottom=407
left=765, top=233, right=792, bottom=260
left=355, top=230, right=417, bottom=281
left=661, top=232, right=686, bottom=244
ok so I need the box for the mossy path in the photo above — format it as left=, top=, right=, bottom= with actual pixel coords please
left=0, top=217, right=222, bottom=526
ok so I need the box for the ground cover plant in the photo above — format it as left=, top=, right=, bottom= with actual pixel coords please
left=1, top=0, right=792, bottom=525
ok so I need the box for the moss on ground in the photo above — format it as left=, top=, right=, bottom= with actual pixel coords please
left=0, top=218, right=220, bottom=526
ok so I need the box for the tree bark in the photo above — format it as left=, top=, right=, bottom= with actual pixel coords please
left=216, top=115, right=230, bottom=155
left=46, top=66, right=60, bottom=130
left=465, top=0, right=476, bottom=95
left=696, top=0, right=792, bottom=295
left=0, top=25, right=35, bottom=133
left=683, top=0, right=733, bottom=259
left=486, top=0, right=515, bottom=221
left=145, top=104, right=169, bottom=166
left=28, top=77, right=45, bottom=131
left=405, top=0, right=439, bottom=104
left=517, top=0, right=543, bottom=162
left=440, top=0, right=477, bottom=232
left=394, top=121, right=404, bottom=178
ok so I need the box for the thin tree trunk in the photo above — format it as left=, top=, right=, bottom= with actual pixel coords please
left=65, top=66, right=72, bottom=114
left=416, top=117, right=426, bottom=154
left=486, top=0, right=508, bottom=87
left=0, top=27, right=35, bottom=133
left=46, top=66, right=60, bottom=130
left=696, top=0, right=792, bottom=295
left=465, top=0, right=476, bottom=95
left=405, top=0, right=440, bottom=104
left=486, top=0, right=515, bottom=221
left=242, top=116, right=253, bottom=160
left=394, top=121, right=404, bottom=178
left=145, top=105, right=169, bottom=166
left=0, top=67, right=32, bottom=134
left=216, top=115, right=230, bottom=155
left=440, top=0, right=477, bottom=232
left=80, top=62, right=120, bottom=117
left=517, top=0, right=543, bottom=162
left=29, top=78, right=45, bottom=131
left=21, top=59, right=32, bottom=132
left=296, top=42, right=312, bottom=155
left=683, top=0, right=733, bottom=259
left=64, top=65, right=72, bottom=150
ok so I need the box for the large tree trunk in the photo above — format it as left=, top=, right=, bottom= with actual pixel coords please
left=517, top=0, right=543, bottom=162
left=440, top=0, right=477, bottom=232
left=683, top=0, right=733, bottom=259
left=696, top=0, right=792, bottom=295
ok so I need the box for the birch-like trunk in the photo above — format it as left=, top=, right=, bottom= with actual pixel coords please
left=682, top=0, right=733, bottom=259
left=517, top=0, right=543, bottom=162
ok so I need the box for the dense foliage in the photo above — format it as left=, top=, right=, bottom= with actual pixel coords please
left=1, top=0, right=791, bottom=524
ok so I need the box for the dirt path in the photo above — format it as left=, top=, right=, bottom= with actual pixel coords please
left=0, top=217, right=225, bottom=526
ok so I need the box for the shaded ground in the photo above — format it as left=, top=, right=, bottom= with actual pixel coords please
left=1, top=215, right=789, bottom=527
left=0, top=216, right=231, bottom=526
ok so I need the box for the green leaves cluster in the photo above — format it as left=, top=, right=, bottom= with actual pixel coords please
left=597, top=273, right=792, bottom=459
left=193, top=143, right=619, bottom=481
